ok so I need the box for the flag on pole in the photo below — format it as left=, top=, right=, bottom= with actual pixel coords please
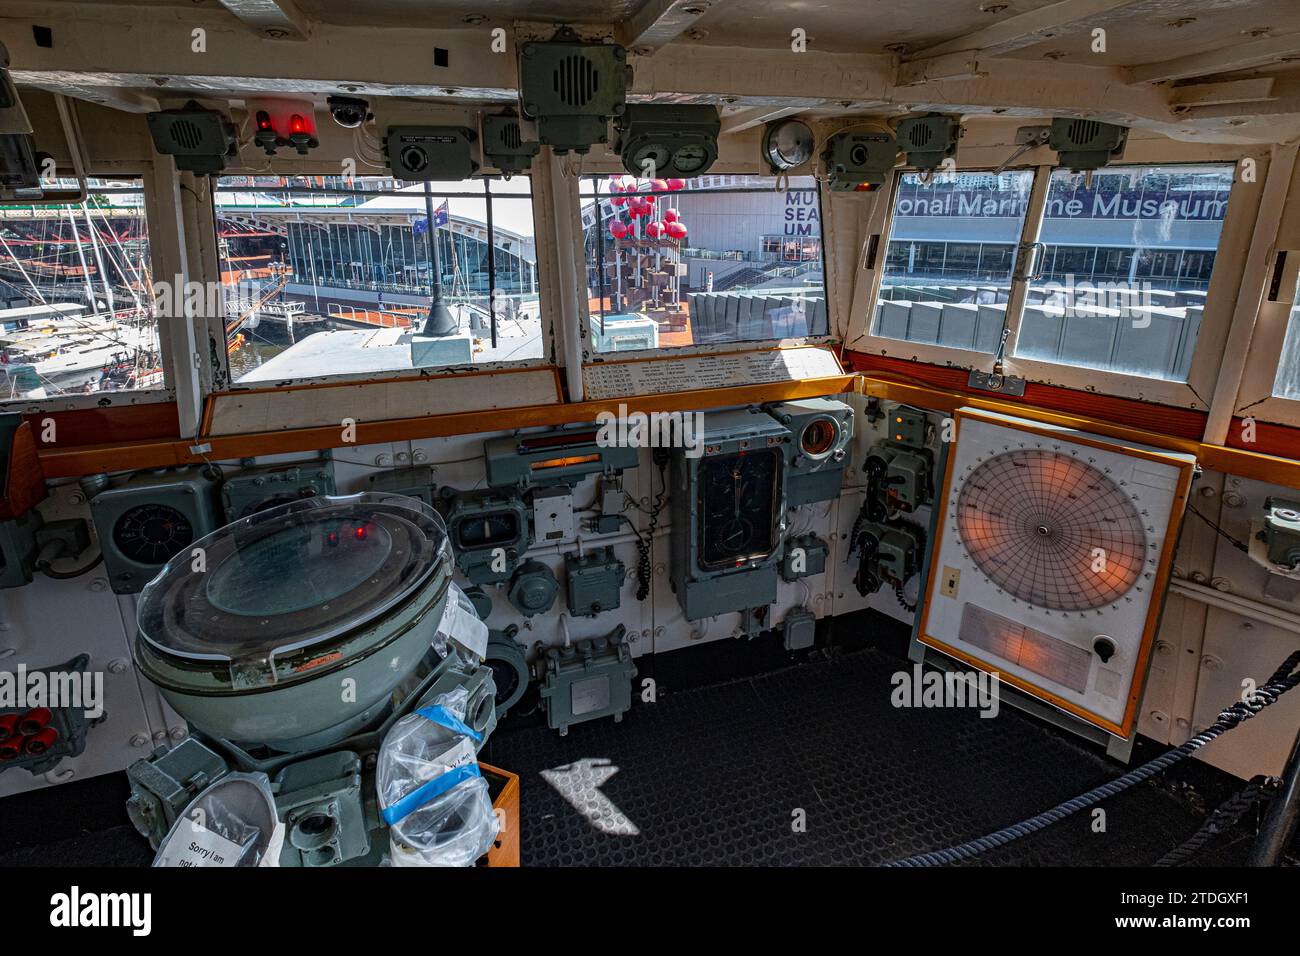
left=413, top=200, right=450, bottom=235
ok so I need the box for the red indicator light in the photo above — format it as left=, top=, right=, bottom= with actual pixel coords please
left=256, top=110, right=273, bottom=131
left=290, top=113, right=307, bottom=134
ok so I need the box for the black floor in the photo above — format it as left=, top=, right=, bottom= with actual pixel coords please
left=0, top=610, right=1290, bottom=867
left=483, top=641, right=1266, bottom=866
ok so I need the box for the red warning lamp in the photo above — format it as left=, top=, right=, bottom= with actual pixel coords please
left=286, top=112, right=318, bottom=155
left=254, top=109, right=279, bottom=155
left=249, top=98, right=319, bottom=156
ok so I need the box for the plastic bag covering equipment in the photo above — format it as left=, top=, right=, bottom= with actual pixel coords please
left=377, top=687, right=499, bottom=866
left=134, top=492, right=457, bottom=752
left=152, top=772, right=283, bottom=867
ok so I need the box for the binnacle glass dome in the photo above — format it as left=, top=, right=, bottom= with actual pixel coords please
left=136, top=492, right=452, bottom=674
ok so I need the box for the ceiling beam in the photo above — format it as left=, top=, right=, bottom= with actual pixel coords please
left=20, top=80, right=160, bottom=114
left=720, top=105, right=803, bottom=134
left=1169, top=78, right=1276, bottom=109
left=216, top=0, right=313, bottom=41
left=896, top=53, right=985, bottom=87
left=907, top=0, right=1147, bottom=59
left=619, top=0, right=717, bottom=54
left=1131, top=32, right=1300, bottom=84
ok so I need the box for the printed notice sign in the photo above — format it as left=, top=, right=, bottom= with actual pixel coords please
left=582, top=347, right=843, bottom=400
left=154, top=822, right=247, bottom=868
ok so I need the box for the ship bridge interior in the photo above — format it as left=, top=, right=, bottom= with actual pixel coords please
left=2, top=0, right=1300, bottom=904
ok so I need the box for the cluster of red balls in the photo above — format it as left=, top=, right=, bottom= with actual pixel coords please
left=607, top=176, right=689, bottom=242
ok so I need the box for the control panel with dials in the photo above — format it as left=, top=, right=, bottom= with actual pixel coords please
left=670, top=409, right=788, bottom=621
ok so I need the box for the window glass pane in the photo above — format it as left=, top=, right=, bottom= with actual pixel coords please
left=874, top=170, right=1034, bottom=354
left=1, top=178, right=162, bottom=401
left=214, top=175, right=539, bottom=383
left=1272, top=280, right=1300, bottom=399
left=1014, top=163, right=1234, bottom=381
left=580, top=174, right=828, bottom=353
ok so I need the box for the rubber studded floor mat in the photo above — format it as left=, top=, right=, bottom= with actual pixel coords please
left=481, top=646, right=1234, bottom=867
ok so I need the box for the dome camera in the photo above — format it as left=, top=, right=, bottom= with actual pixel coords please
left=327, top=95, right=371, bottom=129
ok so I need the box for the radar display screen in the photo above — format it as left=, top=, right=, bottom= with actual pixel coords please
left=955, top=448, right=1147, bottom=611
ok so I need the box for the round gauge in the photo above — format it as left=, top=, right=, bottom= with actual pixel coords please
left=763, top=119, right=815, bottom=171
left=672, top=143, right=709, bottom=174
left=631, top=143, right=672, bottom=178
left=955, top=449, right=1147, bottom=611
left=800, top=418, right=839, bottom=458
left=113, top=503, right=194, bottom=565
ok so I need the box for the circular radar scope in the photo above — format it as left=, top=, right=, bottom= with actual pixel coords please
left=954, top=449, right=1147, bottom=611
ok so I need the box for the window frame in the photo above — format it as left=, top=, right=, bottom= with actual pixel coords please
left=0, top=171, right=177, bottom=413
left=575, top=174, right=840, bottom=366
left=847, top=158, right=1260, bottom=410
left=1230, top=247, right=1300, bottom=427
left=208, top=173, right=553, bottom=393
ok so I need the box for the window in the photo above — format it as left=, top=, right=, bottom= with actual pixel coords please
left=580, top=174, right=829, bottom=353
left=0, top=179, right=162, bottom=401
left=213, top=175, right=539, bottom=384
left=873, top=170, right=1034, bottom=354
left=1272, top=279, right=1300, bottom=400
left=1014, top=164, right=1234, bottom=381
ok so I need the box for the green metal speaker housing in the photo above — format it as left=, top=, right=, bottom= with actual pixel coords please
left=146, top=103, right=238, bottom=174
left=482, top=113, right=540, bottom=177
left=518, top=40, right=629, bottom=154
left=781, top=533, right=828, bottom=582
left=896, top=113, right=961, bottom=172
left=1049, top=118, right=1127, bottom=172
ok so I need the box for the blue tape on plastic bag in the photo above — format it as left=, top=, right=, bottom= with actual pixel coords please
left=415, top=704, right=483, bottom=743
left=381, top=762, right=482, bottom=826
left=379, top=706, right=484, bottom=826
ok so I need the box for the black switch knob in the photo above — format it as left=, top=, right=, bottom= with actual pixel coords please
left=1093, top=637, right=1116, bottom=662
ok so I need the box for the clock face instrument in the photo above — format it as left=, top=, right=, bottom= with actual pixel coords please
left=697, top=449, right=781, bottom=570
left=955, top=449, right=1148, bottom=612
left=112, top=504, right=195, bottom=566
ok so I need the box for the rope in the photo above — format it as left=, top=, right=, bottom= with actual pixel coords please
left=1154, top=776, right=1270, bottom=867
left=886, top=650, right=1300, bottom=867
